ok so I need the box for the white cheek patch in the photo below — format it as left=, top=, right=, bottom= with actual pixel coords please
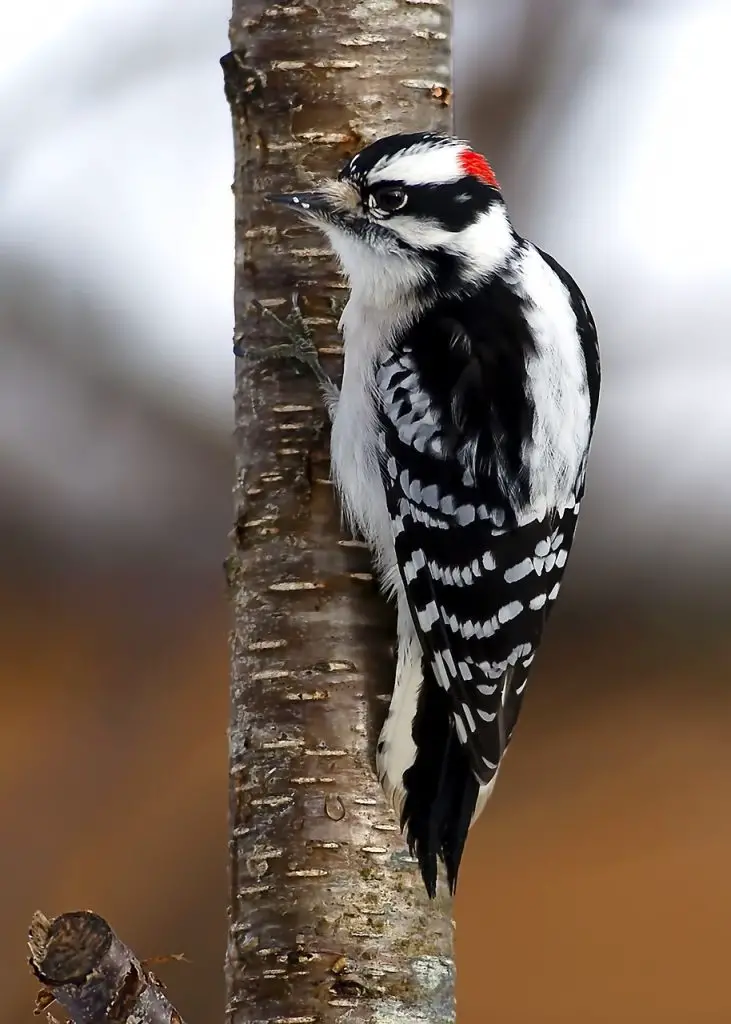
left=387, top=215, right=457, bottom=249
left=387, top=205, right=515, bottom=280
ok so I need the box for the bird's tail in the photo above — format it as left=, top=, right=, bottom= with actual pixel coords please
left=402, top=661, right=480, bottom=896
left=378, top=647, right=483, bottom=898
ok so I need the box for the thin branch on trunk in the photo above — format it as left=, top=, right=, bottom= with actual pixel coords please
left=27, top=910, right=186, bottom=1024
left=224, top=2, right=455, bottom=1022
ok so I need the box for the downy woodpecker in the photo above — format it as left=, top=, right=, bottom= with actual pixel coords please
left=269, top=132, right=600, bottom=897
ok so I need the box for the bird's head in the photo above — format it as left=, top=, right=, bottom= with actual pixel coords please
left=269, top=132, right=516, bottom=306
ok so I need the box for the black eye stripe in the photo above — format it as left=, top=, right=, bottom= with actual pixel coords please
left=364, top=179, right=495, bottom=231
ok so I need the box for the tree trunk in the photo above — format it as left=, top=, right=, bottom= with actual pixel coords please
left=223, top=2, right=454, bottom=1022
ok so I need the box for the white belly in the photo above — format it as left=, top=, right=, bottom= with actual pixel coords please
left=331, top=360, right=393, bottom=555
left=330, top=298, right=400, bottom=591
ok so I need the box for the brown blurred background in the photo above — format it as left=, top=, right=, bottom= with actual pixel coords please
left=2, top=1, right=730, bottom=1022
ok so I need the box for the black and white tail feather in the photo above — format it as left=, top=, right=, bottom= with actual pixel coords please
left=269, top=132, right=600, bottom=897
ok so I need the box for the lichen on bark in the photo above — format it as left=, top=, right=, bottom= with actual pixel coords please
left=224, top=2, right=454, bottom=1021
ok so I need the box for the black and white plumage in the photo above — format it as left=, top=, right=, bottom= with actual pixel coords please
left=269, top=132, right=600, bottom=897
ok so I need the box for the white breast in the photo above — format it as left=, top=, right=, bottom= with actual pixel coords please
left=330, top=297, right=396, bottom=582
left=322, top=225, right=427, bottom=589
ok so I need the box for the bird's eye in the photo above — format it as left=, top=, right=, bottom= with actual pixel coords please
left=371, top=186, right=408, bottom=213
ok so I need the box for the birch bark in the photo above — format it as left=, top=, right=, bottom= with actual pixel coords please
left=224, top=1, right=455, bottom=1021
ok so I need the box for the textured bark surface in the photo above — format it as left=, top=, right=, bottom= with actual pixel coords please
left=28, top=911, right=185, bottom=1024
left=224, top=2, right=454, bottom=1022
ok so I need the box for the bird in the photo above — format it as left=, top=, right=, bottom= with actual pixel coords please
left=268, top=131, right=601, bottom=897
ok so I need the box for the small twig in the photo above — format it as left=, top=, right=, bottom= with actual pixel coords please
left=28, top=910, right=187, bottom=1024
left=248, top=290, right=337, bottom=390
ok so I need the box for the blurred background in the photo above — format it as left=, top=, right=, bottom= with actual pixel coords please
left=2, top=0, right=730, bottom=1021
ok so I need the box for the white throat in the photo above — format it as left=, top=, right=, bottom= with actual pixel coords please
left=321, top=222, right=427, bottom=314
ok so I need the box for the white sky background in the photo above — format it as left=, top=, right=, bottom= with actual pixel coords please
left=0, top=0, right=234, bottom=418
left=0, top=0, right=729, bottom=582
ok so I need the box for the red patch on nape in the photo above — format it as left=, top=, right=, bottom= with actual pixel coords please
left=458, top=148, right=499, bottom=189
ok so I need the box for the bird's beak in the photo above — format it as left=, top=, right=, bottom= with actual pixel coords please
left=266, top=191, right=333, bottom=216
left=267, top=181, right=360, bottom=222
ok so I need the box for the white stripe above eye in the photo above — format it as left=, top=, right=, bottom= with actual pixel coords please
left=368, top=142, right=466, bottom=187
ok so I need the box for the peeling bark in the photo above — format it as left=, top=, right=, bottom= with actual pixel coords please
left=27, top=910, right=186, bottom=1024
left=224, top=2, right=454, bottom=1022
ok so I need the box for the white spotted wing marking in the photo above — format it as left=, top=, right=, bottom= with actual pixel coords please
left=504, top=528, right=566, bottom=583
left=404, top=549, right=496, bottom=587
left=377, top=347, right=584, bottom=785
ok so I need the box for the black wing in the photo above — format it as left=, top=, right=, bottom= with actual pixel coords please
left=376, top=275, right=598, bottom=788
